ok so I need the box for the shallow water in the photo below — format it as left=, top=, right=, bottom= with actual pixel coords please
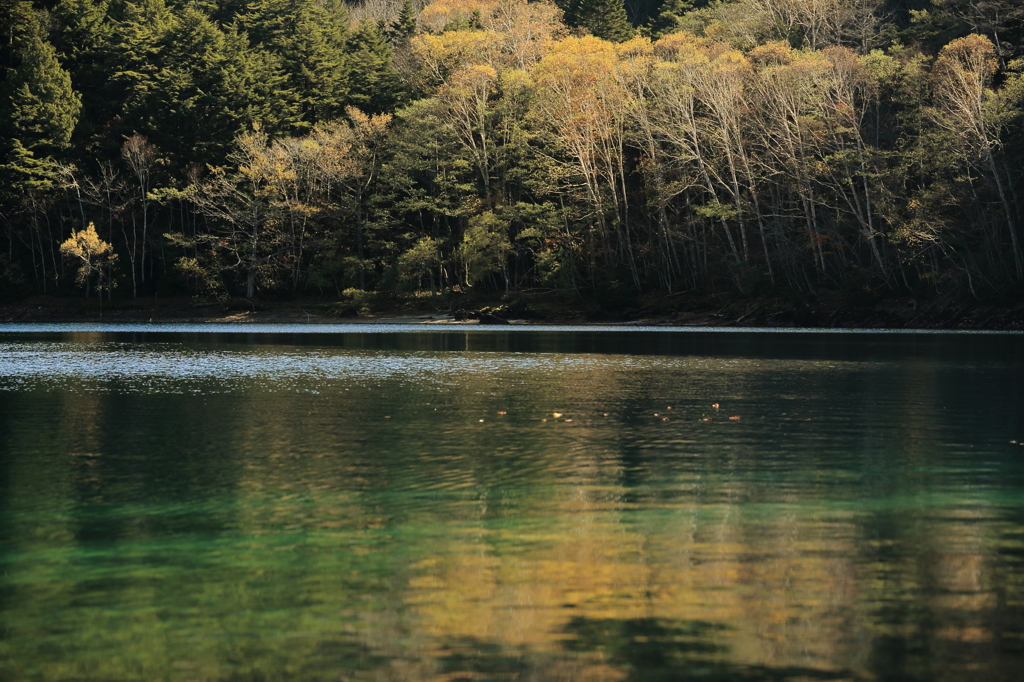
left=1, top=325, right=1023, bottom=681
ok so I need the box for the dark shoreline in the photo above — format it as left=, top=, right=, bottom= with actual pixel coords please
left=3, top=293, right=1024, bottom=330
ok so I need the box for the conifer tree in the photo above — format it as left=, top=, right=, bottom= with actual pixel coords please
left=0, top=7, right=81, bottom=195
left=51, top=0, right=115, bottom=145
left=152, top=9, right=233, bottom=162
left=565, top=0, right=635, bottom=42
left=220, top=26, right=297, bottom=136
left=347, top=21, right=409, bottom=114
left=647, top=0, right=691, bottom=38
left=107, top=0, right=174, bottom=149
left=238, top=0, right=351, bottom=130
left=390, top=0, right=418, bottom=43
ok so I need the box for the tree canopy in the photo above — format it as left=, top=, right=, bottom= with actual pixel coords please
left=2, top=0, right=1023, bottom=309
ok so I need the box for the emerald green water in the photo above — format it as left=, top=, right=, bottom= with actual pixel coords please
left=2, top=324, right=1023, bottom=681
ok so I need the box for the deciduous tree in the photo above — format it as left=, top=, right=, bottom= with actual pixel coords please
left=121, top=134, right=158, bottom=297
left=931, top=33, right=1022, bottom=277
left=60, top=221, right=116, bottom=298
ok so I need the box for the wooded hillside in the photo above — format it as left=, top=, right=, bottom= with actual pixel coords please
left=2, top=0, right=1022, bottom=311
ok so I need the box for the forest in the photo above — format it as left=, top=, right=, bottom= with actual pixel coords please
left=1, top=0, right=1023, bottom=317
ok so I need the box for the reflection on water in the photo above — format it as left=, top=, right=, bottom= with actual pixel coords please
left=1, top=326, right=1023, bottom=681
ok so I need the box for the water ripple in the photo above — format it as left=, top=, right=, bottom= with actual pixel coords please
left=0, top=342, right=669, bottom=393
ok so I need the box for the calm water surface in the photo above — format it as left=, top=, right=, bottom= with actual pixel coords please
left=2, top=324, right=1024, bottom=681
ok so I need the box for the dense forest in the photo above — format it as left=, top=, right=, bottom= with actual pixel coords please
left=1, top=0, right=1023, bottom=313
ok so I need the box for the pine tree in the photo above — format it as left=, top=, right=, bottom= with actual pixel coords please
left=107, top=0, right=174, bottom=152
left=238, top=0, right=351, bottom=130
left=102, top=1, right=298, bottom=162
left=0, top=3, right=83, bottom=291
left=51, top=0, right=115, bottom=147
left=389, top=0, right=418, bottom=43
left=347, top=21, right=409, bottom=114
left=220, top=26, right=298, bottom=136
left=647, top=0, right=692, bottom=38
left=1, top=14, right=82, bottom=155
left=565, top=0, right=634, bottom=43
left=0, top=7, right=81, bottom=194
left=151, top=8, right=235, bottom=164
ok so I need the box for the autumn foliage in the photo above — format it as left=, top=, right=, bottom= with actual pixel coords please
left=3, top=0, right=1024, bottom=307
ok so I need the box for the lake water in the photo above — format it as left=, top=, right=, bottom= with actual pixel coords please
left=2, top=324, right=1023, bottom=681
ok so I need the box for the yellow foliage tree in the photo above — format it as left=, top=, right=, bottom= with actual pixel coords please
left=414, top=0, right=563, bottom=84
left=749, top=42, right=835, bottom=271
left=932, top=34, right=1022, bottom=277
left=412, top=29, right=502, bottom=90
left=530, top=35, right=643, bottom=285
left=60, top=222, right=117, bottom=299
left=419, top=0, right=496, bottom=32
left=439, top=64, right=498, bottom=193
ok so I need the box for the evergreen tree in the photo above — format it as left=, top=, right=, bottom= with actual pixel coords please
left=0, top=3, right=82, bottom=291
left=149, top=8, right=238, bottom=164
left=220, top=26, right=297, bottom=137
left=374, top=98, right=469, bottom=291
left=347, top=20, right=409, bottom=114
left=107, top=0, right=174, bottom=150
left=0, top=11, right=81, bottom=155
left=389, top=0, right=418, bottom=43
left=238, top=0, right=350, bottom=130
left=624, top=0, right=668, bottom=28
left=205, top=0, right=250, bottom=24
left=51, top=0, right=116, bottom=148
left=647, top=0, right=692, bottom=38
left=0, top=0, right=30, bottom=72
left=107, top=1, right=298, bottom=162
left=0, top=7, right=81, bottom=195
left=565, top=0, right=634, bottom=43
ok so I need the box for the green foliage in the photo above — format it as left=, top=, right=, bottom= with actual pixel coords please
left=380, top=98, right=471, bottom=244
left=219, top=26, right=298, bottom=138
left=237, top=0, right=351, bottom=131
left=347, top=20, right=410, bottom=114
left=148, top=9, right=239, bottom=163
left=2, top=0, right=1024, bottom=306
left=339, top=287, right=378, bottom=312
left=390, top=0, right=418, bottom=43
left=0, top=5, right=81, bottom=205
left=566, top=0, right=635, bottom=42
left=0, top=10, right=81, bottom=154
left=647, top=0, right=692, bottom=39
left=460, top=210, right=511, bottom=286
left=694, top=202, right=738, bottom=221
left=985, top=58, right=1024, bottom=133
left=396, top=236, right=443, bottom=290
left=50, top=0, right=115, bottom=144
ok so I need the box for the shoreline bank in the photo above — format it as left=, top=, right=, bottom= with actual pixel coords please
left=3, top=293, right=1024, bottom=330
